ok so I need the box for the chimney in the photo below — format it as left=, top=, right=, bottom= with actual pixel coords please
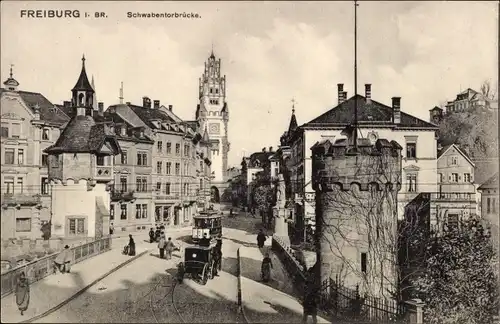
left=168, top=105, right=173, bottom=111
left=337, top=83, right=344, bottom=105
left=63, top=101, right=71, bottom=108
left=142, top=96, right=151, bottom=108
left=153, top=100, right=160, bottom=109
left=392, top=97, right=401, bottom=124
left=98, top=102, right=104, bottom=116
left=262, top=147, right=266, bottom=152
left=339, top=91, right=347, bottom=104
left=125, top=101, right=131, bottom=105
left=269, top=146, right=273, bottom=152
left=365, top=84, right=372, bottom=101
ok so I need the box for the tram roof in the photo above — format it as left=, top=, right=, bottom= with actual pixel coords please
left=193, top=211, right=221, bottom=219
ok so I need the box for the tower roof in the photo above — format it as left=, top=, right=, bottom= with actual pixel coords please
left=44, top=115, right=119, bottom=154
left=3, top=64, right=19, bottom=87
left=288, top=111, right=298, bottom=133
left=72, top=55, right=94, bottom=93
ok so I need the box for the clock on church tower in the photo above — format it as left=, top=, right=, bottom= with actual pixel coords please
left=209, top=123, right=220, bottom=135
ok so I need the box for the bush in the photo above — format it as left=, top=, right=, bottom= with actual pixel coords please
left=412, top=218, right=499, bottom=324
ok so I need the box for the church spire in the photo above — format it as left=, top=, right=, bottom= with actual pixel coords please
left=71, top=55, right=95, bottom=115
left=72, top=54, right=94, bottom=92
left=288, top=98, right=298, bottom=133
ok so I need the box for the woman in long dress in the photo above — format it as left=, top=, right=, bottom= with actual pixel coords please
left=15, top=271, right=30, bottom=316
left=128, top=234, right=136, bottom=256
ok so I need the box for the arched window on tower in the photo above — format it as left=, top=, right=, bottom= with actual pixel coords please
left=78, top=93, right=84, bottom=106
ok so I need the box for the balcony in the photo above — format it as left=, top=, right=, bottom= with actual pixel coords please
left=430, top=192, right=476, bottom=202
left=155, top=193, right=180, bottom=201
left=110, top=190, right=136, bottom=202
left=1, top=194, right=42, bottom=208
left=94, top=166, right=113, bottom=180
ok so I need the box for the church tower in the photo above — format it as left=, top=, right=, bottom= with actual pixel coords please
left=196, top=50, right=230, bottom=185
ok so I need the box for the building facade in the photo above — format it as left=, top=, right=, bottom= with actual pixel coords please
left=192, top=51, right=230, bottom=201
left=281, top=84, right=439, bottom=243
left=1, top=69, right=70, bottom=240
left=107, top=97, right=211, bottom=229
left=445, top=88, right=498, bottom=114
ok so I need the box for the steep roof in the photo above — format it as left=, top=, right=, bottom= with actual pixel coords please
left=45, top=115, right=120, bottom=154
left=302, top=95, right=437, bottom=129
left=0, top=88, right=70, bottom=125
left=437, top=144, right=474, bottom=167
left=72, top=56, right=94, bottom=92
left=478, top=172, right=499, bottom=190
left=429, top=106, right=443, bottom=112
left=128, top=105, right=176, bottom=128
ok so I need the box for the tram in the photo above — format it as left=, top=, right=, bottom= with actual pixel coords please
left=192, top=210, right=222, bottom=243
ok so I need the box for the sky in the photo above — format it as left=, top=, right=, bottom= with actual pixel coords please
left=1, top=1, right=498, bottom=167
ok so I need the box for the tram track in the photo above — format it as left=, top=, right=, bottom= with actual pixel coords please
left=148, top=274, right=247, bottom=323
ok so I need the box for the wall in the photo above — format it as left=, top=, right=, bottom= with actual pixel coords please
left=60, top=153, right=93, bottom=181
left=50, top=180, right=109, bottom=238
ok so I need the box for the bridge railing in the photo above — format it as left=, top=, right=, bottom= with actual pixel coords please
left=1, top=236, right=112, bottom=298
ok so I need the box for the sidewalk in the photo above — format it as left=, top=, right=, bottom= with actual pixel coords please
left=238, top=246, right=330, bottom=323
left=1, top=239, right=153, bottom=323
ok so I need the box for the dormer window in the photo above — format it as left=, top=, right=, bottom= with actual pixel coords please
left=121, top=126, right=127, bottom=136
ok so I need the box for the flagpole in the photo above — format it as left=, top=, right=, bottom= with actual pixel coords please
left=353, top=0, right=359, bottom=152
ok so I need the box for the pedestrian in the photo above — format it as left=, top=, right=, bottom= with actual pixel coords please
left=109, top=222, right=114, bottom=235
left=229, top=208, right=234, bottom=218
left=149, top=228, right=155, bottom=243
left=261, top=252, right=273, bottom=282
left=158, top=235, right=166, bottom=259
left=165, top=237, right=176, bottom=260
left=213, top=246, right=221, bottom=277
left=215, top=238, right=223, bottom=271
left=128, top=234, right=136, bottom=256
left=53, top=245, right=72, bottom=274
left=154, top=227, right=161, bottom=242
left=302, top=271, right=318, bottom=324
left=15, top=271, right=29, bottom=316
left=257, top=229, right=267, bottom=248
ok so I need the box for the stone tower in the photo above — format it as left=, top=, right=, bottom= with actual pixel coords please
left=45, top=55, right=121, bottom=239
left=195, top=51, right=230, bottom=187
left=311, top=137, right=402, bottom=298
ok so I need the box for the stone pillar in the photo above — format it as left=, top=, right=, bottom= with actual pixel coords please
left=273, top=207, right=290, bottom=245
left=404, top=299, right=425, bottom=324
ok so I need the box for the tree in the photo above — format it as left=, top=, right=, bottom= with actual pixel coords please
left=411, top=218, right=499, bottom=324
left=480, top=79, right=497, bottom=100
left=251, top=172, right=275, bottom=225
